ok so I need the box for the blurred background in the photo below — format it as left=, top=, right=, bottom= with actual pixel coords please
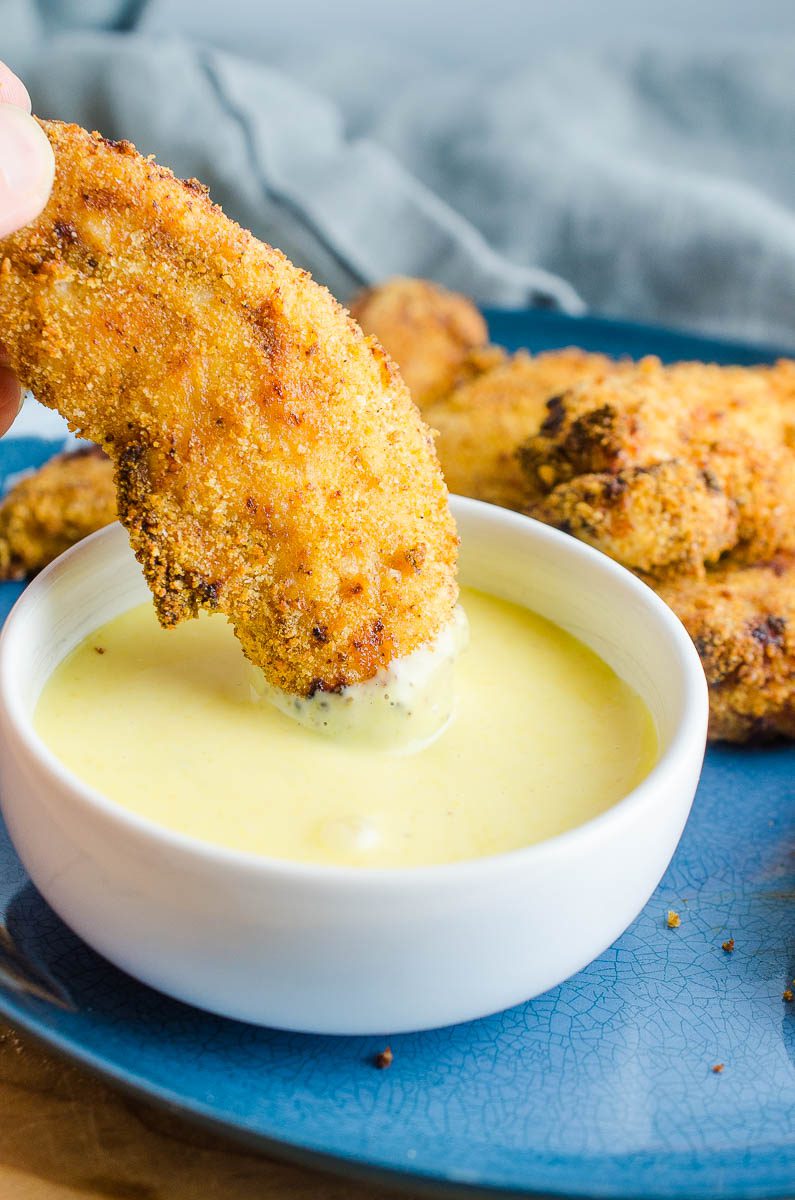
left=4, top=0, right=795, bottom=346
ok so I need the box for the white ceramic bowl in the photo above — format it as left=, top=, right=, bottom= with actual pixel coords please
left=0, top=499, right=707, bottom=1035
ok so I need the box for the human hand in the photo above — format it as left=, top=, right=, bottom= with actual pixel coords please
left=0, top=62, right=55, bottom=434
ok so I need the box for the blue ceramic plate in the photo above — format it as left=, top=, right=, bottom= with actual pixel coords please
left=0, top=311, right=793, bottom=1200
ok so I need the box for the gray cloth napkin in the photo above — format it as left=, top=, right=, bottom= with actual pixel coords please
left=4, top=0, right=795, bottom=347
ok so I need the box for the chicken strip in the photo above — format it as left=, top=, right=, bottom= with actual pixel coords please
left=520, top=356, right=795, bottom=575
left=0, top=121, right=458, bottom=697
left=0, top=445, right=116, bottom=580
left=528, top=461, right=740, bottom=575
left=351, top=277, right=489, bottom=409
left=424, top=347, right=617, bottom=509
left=653, top=554, right=794, bottom=742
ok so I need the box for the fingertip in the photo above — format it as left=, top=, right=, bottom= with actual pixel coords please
left=0, top=104, right=54, bottom=238
left=0, top=365, right=22, bottom=436
left=0, top=62, right=31, bottom=112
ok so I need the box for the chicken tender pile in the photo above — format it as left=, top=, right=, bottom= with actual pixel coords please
left=349, top=277, right=795, bottom=742
left=0, top=123, right=458, bottom=696
left=351, top=277, right=489, bottom=409
left=519, top=360, right=795, bottom=740
left=0, top=445, right=115, bottom=580
left=521, top=356, right=795, bottom=575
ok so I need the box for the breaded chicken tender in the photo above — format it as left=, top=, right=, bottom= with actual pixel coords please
left=0, top=445, right=116, bottom=579
left=529, top=461, right=740, bottom=575
left=0, top=122, right=458, bottom=696
left=351, top=277, right=489, bottom=409
left=424, top=347, right=617, bottom=509
left=521, top=356, right=795, bottom=575
left=654, top=555, right=794, bottom=742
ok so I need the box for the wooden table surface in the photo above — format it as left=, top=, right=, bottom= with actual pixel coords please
left=0, top=1022, right=414, bottom=1200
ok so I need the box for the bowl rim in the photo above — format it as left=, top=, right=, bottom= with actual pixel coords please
left=0, top=497, right=708, bottom=890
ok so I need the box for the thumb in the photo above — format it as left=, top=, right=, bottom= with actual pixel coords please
left=0, top=103, right=55, bottom=239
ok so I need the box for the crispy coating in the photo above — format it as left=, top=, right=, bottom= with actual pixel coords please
left=529, top=461, right=740, bottom=575
left=653, top=555, right=795, bottom=742
left=0, top=445, right=116, bottom=580
left=424, top=347, right=617, bottom=509
left=351, top=277, right=489, bottom=409
left=0, top=122, right=458, bottom=696
left=521, top=356, right=795, bottom=574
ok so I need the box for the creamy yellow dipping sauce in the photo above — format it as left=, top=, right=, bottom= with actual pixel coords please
left=35, top=590, right=657, bottom=869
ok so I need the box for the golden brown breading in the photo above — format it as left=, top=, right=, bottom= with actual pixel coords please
left=0, top=445, right=116, bottom=580
left=424, top=347, right=617, bottom=509
left=653, top=554, right=795, bottom=742
left=520, top=356, right=795, bottom=575
left=529, top=461, right=740, bottom=575
left=0, top=122, right=458, bottom=696
left=350, top=277, right=489, bottom=409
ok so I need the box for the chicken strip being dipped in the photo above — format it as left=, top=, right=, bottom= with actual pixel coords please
left=0, top=122, right=458, bottom=703
left=0, top=444, right=115, bottom=580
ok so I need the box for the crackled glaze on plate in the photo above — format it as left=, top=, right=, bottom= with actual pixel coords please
left=0, top=310, right=793, bottom=1198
